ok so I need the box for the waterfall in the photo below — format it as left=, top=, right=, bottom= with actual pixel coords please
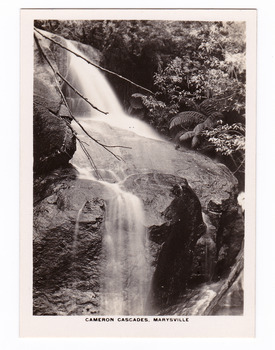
left=66, top=42, right=153, bottom=315
left=65, top=41, right=162, bottom=141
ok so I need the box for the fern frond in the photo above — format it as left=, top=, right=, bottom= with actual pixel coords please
left=169, top=111, right=207, bottom=130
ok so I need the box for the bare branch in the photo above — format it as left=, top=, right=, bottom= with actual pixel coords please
left=34, top=27, right=155, bottom=96
left=77, top=139, right=103, bottom=180
left=55, top=71, right=108, bottom=115
left=232, top=159, right=245, bottom=175
left=34, top=33, right=129, bottom=166
left=203, top=247, right=244, bottom=316
left=34, top=33, right=108, bottom=115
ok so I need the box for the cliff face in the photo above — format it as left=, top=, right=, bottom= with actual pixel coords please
left=34, top=32, right=74, bottom=173
left=33, top=30, right=244, bottom=315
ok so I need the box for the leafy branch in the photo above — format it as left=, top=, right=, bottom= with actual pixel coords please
left=201, top=123, right=245, bottom=156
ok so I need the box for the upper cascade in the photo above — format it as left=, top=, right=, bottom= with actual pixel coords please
left=65, top=41, right=162, bottom=141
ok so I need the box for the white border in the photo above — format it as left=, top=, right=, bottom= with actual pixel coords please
left=19, top=8, right=256, bottom=339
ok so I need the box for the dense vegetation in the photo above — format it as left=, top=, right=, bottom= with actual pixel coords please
left=34, top=20, right=246, bottom=189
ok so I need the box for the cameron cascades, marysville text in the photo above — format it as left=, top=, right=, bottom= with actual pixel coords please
left=33, top=24, right=244, bottom=317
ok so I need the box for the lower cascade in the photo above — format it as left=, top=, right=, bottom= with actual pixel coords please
left=100, top=185, right=150, bottom=315
left=74, top=165, right=151, bottom=315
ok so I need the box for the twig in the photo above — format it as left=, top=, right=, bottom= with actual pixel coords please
left=232, top=159, right=245, bottom=175
left=203, top=247, right=244, bottom=316
left=34, top=27, right=155, bottom=96
left=55, top=70, right=108, bottom=115
left=77, top=139, right=103, bottom=180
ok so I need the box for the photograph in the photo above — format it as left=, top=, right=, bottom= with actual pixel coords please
left=20, top=9, right=256, bottom=337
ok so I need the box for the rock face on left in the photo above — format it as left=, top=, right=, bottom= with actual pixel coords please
left=33, top=167, right=106, bottom=315
left=33, top=31, right=76, bottom=173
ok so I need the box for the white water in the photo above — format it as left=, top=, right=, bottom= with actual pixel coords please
left=66, top=42, right=154, bottom=315
left=72, top=201, right=86, bottom=256
left=65, top=41, right=162, bottom=141
left=101, top=185, right=150, bottom=315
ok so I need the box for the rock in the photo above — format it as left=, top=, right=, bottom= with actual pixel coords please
left=215, top=206, right=244, bottom=278
left=147, top=180, right=206, bottom=311
left=33, top=101, right=76, bottom=173
left=33, top=169, right=208, bottom=315
left=34, top=32, right=76, bottom=173
left=33, top=167, right=107, bottom=315
left=122, top=173, right=184, bottom=227
left=33, top=164, right=243, bottom=314
left=191, top=234, right=216, bottom=283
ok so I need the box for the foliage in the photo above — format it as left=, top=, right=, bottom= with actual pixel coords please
left=147, top=22, right=246, bottom=114
left=201, top=123, right=245, bottom=156
left=140, top=95, right=177, bottom=133
left=201, top=123, right=245, bottom=185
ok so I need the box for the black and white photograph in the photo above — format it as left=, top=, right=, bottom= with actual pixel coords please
left=20, top=9, right=256, bottom=337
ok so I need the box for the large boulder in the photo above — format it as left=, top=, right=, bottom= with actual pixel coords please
left=99, top=124, right=243, bottom=284
left=147, top=179, right=206, bottom=311
left=33, top=167, right=107, bottom=315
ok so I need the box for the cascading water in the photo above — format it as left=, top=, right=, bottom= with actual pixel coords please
left=65, top=42, right=154, bottom=315
left=101, top=185, right=150, bottom=315
left=64, top=41, right=162, bottom=141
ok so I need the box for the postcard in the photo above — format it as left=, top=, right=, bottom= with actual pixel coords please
left=20, top=8, right=256, bottom=337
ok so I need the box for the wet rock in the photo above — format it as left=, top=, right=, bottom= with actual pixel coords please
left=33, top=101, right=76, bottom=173
left=121, top=168, right=243, bottom=284
left=33, top=32, right=76, bottom=173
left=146, top=180, right=206, bottom=311
left=215, top=207, right=244, bottom=278
left=122, top=173, right=185, bottom=227
left=33, top=167, right=107, bottom=315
